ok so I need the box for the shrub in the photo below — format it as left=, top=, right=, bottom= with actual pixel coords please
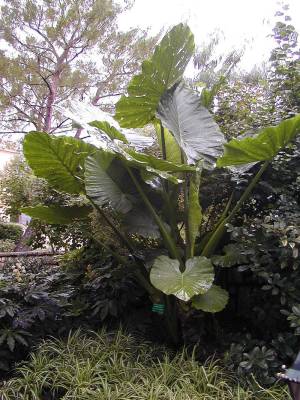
left=0, top=240, right=15, bottom=252
left=0, top=223, right=23, bottom=243
left=0, top=329, right=290, bottom=400
left=0, top=245, right=145, bottom=375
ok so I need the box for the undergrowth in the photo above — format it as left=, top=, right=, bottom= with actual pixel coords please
left=0, top=329, right=290, bottom=400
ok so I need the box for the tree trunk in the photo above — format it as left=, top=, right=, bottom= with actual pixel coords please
left=43, top=72, right=60, bottom=132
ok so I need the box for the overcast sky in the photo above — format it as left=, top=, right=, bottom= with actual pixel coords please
left=119, top=0, right=300, bottom=71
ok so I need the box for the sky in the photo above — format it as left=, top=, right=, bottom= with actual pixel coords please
left=119, top=0, right=300, bottom=71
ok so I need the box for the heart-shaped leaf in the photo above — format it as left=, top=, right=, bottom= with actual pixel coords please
left=150, top=255, right=214, bottom=301
left=192, top=285, right=229, bottom=313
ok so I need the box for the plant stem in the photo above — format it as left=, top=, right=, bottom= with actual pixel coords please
left=201, top=161, right=269, bottom=258
left=181, top=151, right=190, bottom=261
left=160, top=121, right=167, bottom=160
left=164, top=295, right=180, bottom=345
left=126, top=166, right=182, bottom=262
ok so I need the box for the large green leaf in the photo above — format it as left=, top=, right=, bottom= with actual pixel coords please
left=188, top=168, right=202, bottom=257
left=23, top=132, right=95, bottom=194
left=192, top=285, right=229, bottom=313
left=21, top=205, right=92, bottom=225
left=150, top=255, right=214, bottom=301
left=124, top=149, right=196, bottom=173
left=156, top=82, right=225, bottom=165
left=217, top=114, right=300, bottom=167
left=85, top=151, right=133, bottom=213
left=89, top=120, right=128, bottom=143
left=115, top=24, right=195, bottom=128
left=117, top=148, right=194, bottom=184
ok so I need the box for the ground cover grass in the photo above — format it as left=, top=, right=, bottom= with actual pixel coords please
left=0, top=329, right=290, bottom=400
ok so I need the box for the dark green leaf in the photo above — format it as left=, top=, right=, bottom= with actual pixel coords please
left=212, top=244, right=247, bottom=268
left=123, top=208, right=161, bottom=238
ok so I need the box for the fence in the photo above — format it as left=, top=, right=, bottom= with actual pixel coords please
left=0, top=250, right=61, bottom=269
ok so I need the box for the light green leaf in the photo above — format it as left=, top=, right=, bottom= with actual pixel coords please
left=21, top=205, right=92, bottom=225
left=89, top=120, right=128, bottom=143
left=188, top=168, right=202, bottom=257
left=154, top=123, right=182, bottom=164
left=125, top=149, right=196, bottom=173
left=192, top=285, right=229, bottom=313
left=85, top=151, right=133, bottom=213
left=118, top=148, right=193, bottom=184
left=156, top=82, right=225, bottom=165
left=217, top=114, right=300, bottom=167
left=150, top=255, right=214, bottom=301
left=23, top=131, right=95, bottom=194
left=115, top=24, right=195, bottom=128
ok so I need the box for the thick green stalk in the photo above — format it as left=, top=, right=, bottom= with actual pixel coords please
left=126, top=166, right=182, bottom=262
left=201, top=161, right=269, bottom=257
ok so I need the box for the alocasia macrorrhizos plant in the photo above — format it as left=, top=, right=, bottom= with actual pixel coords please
left=22, top=23, right=300, bottom=343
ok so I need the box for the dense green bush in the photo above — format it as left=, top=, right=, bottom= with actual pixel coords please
left=0, top=240, right=15, bottom=252
left=0, top=223, right=23, bottom=243
left=0, top=329, right=290, bottom=400
left=0, top=245, right=145, bottom=375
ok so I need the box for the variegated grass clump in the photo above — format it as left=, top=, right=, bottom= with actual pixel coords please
left=0, top=329, right=290, bottom=400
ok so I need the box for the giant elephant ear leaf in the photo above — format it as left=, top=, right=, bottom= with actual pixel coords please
left=23, top=132, right=95, bottom=194
left=21, top=205, right=92, bottom=225
left=115, top=24, right=195, bottom=128
left=156, top=82, right=225, bottom=165
left=150, top=255, right=214, bottom=301
left=84, top=151, right=133, bottom=213
left=192, top=285, right=229, bottom=313
left=217, top=114, right=300, bottom=167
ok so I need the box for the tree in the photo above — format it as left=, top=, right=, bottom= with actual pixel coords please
left=214, top=3, right=299, bottom=140
left=0, top=0, right=157, bottom=136
left=269, top=3, right=300, bottom=121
